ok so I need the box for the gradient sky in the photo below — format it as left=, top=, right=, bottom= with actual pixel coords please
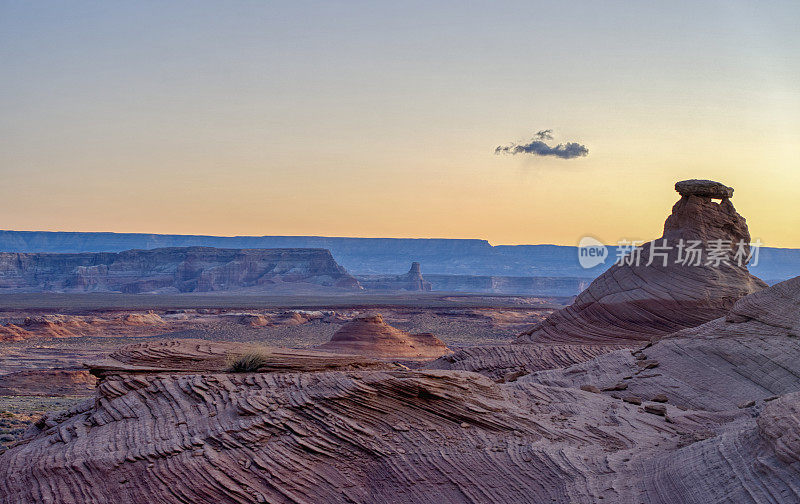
left=1, top=1, right=798, bottom=246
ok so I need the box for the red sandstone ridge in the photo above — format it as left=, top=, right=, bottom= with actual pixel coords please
left=518, top=179, right=767, bottom=344
left=317, top=314, right=450, bottom=359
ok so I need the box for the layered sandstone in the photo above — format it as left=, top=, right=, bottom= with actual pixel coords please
left=2, top=322, right=799, bottom=503
left=317, top=314, right=450, bottom=359
left=518, top=180, right=767, bottom=344
left=427, top=343, right=624, bottom=381
left=529, top=275, right=800, bottom=411
left=87, top=339, right=394, bottom=378
left=0, top=247, right=362, bottom=294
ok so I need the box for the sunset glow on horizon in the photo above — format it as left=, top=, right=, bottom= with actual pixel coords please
left=2, top=1, right=798, bottom=247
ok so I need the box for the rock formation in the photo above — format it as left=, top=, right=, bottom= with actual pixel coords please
left=0, top=247, right=362, bottom=294
left=356, top=262, right=433, bottom=291
left=404, top=262, right=432, bottom=290
left=528, top=275, right=800, bottom=411
left=2, top=181, right=799, bottom=503
left=0, top=313, right=169, bottom=342
left=0, top=369, right=96, bottom=396
left=3, top=302, right=800, bottom=503
left=518, top=180, right=767, bottom=344
left=317, top=314, right=450, bottom=359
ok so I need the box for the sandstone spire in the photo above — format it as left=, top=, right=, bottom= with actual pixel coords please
left=518, top=179, right=767, bottom=344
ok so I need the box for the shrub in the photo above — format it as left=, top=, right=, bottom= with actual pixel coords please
left=226, top=351, right=270, bottom=373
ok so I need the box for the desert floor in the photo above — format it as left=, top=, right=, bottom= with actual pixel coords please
left=0, top=292, right=564, bottom=450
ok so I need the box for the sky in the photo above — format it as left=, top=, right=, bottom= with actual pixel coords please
left=1, top=1, right=799, bottom=247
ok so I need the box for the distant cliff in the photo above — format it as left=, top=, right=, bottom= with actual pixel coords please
left=0, top=231, right=590, bottom=276
left=0, top=231, right=795, bottom=282
left=0, top=247, right=362, bottom=294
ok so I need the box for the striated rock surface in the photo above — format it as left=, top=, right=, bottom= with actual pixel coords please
left=0, top=247, right=362, bottom=294
left=88, top=339, right=393, bottom=378
left=317, top=314, right=450, bottom=359
left=516, top=276, right=800, bottom=503
left=518, top=180, right=766, bottom=344
left=2, top=331, right=799, bottom=503
left=758, top=392, right=800, bottom=466
left=529, top=276, right=800, bottom=412
left=356, top=262, right=433, bottom=291
left=427, top=343, right=624, bottom=381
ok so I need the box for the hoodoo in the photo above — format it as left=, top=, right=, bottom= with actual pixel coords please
left=518, top=179, right=767, bottom=344
left=355, top=262, right=433, bottom=291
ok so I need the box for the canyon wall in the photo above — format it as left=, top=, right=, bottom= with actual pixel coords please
left=0, top=247, right=362, bottom=294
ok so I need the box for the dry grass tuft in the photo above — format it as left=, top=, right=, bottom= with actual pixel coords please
left=226, top=351, right=270, bottom=373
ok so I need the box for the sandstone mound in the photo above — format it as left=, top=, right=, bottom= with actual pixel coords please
left=234, top=313, right=273, bottom=327
left=0, top=312, right=180, bottom=342
left=317, top=314, right=450, bottom=359
left=518, top=179, right=766, bottom=344
left=122, top=311, right=165, bottom=326
left=0, top=315, right=91, bottom=341
left=0, top=369, right=96, bottom=396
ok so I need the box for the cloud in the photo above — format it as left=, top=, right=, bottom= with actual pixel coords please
left=495, top=130, right=588, bottom=159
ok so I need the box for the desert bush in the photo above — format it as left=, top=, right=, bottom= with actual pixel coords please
left=226, top=351, right=270, bottom=373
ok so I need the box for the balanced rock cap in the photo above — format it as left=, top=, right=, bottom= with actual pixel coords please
left=675, top=179, right=733, bottom=199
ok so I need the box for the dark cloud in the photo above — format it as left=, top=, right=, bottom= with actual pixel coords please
left=495, top=130, right=588, bottom=159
